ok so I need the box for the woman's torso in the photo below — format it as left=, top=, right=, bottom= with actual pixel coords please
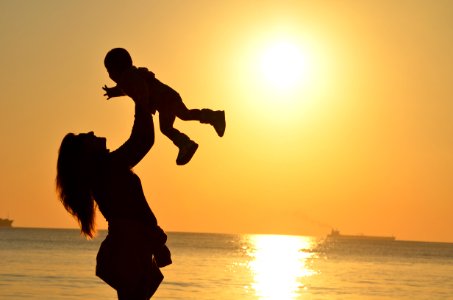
left=92, top=157, right=158, bottom=227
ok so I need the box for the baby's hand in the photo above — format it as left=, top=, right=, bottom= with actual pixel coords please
left=102, top=85, right=124, bottom=100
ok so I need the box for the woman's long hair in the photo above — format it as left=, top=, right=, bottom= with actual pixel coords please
left=56, top=133, right=96, bottom=238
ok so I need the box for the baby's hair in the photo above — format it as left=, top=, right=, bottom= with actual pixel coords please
left=104, top=48, right=133, bottom=72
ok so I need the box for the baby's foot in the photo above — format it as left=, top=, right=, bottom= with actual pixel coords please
left=212, top=111, right=226, bottom=137
left=176, top=140, right=199, bottom=165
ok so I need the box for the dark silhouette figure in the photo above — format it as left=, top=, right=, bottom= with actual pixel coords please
left=102, top=47, right=226, bottom=165
left=56, top=99, right=171, bottom=299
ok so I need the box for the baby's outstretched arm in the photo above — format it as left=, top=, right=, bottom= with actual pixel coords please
left=102, top=85, right=126, bottom=100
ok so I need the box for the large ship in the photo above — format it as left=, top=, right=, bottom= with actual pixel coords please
left=0, top=218, right=13, bottom=228
left=327, top=229, right=395, bottom=241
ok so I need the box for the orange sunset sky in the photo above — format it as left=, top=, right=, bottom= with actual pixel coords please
left=1, top=1, right=452, bottom=242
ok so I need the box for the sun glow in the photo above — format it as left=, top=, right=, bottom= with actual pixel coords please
left=259, top=40, right=312, bottom=92
left=237, top=30, right=333, bottom=125
left=246, top=235, right=317, bottom=299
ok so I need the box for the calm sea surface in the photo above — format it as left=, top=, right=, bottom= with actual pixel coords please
left=1, top=228, right=452, bottom=299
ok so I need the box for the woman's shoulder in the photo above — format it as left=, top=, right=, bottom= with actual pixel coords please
left=95, top=153, right=123, bottom=173
left=93, top=155, right=133, bottom=185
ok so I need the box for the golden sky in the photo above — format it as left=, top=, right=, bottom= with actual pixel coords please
left=1, top=1, right=452, bottom=242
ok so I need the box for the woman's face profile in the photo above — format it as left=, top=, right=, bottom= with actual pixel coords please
left=79, top=132, right=107, bottom=155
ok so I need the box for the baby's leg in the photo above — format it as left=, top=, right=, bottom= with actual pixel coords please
left=159, top=112, right=198, bottom=165
left=159, top=112, right=179, bottom=140
left=171, top=98, right=202, bottom=121
left=172, top=98, right=226, bottom=137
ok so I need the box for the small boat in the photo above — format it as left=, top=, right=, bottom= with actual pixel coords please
left=327, top=229, right=395, bottom=241
left=0, top=218, right=13, bottom=228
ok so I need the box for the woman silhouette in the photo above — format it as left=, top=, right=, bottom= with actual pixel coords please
left=56, top=99, right=170, bottom=300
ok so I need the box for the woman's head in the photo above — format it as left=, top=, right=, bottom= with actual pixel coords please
left=56, top=132, right=107, bottom=238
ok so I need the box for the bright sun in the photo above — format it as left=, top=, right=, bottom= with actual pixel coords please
left=240, top=33, right=330, bottom=121
left=259, top=40, right=311, bottom=92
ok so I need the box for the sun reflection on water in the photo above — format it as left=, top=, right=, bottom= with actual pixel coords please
left=245, top=235, right=317, bottom=299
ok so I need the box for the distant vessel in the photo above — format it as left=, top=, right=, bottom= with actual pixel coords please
left=0, top=218, right=13, bottom=228
left=327, top=229, right=395, bottom=241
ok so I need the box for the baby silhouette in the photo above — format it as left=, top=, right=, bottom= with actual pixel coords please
left=103, top=48, right=226, bottom=165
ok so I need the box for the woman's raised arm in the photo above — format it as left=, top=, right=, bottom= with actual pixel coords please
left=109, top=103, right=154, bottom=169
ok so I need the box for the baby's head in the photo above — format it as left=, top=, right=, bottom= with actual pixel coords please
left=104, top=48, right=133, bottom=82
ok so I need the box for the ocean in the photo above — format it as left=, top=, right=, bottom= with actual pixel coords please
left=1, top=228, right=452, bottom=299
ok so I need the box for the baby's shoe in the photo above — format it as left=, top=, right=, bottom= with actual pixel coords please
left=212, top=110, right=226, bottom=137
left=176, top=139, right=198, bottom=165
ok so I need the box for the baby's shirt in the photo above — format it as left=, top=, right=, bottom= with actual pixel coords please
left=116, top=66, right=151, bottom=110
left=116, top=66, right=177, bottom=114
